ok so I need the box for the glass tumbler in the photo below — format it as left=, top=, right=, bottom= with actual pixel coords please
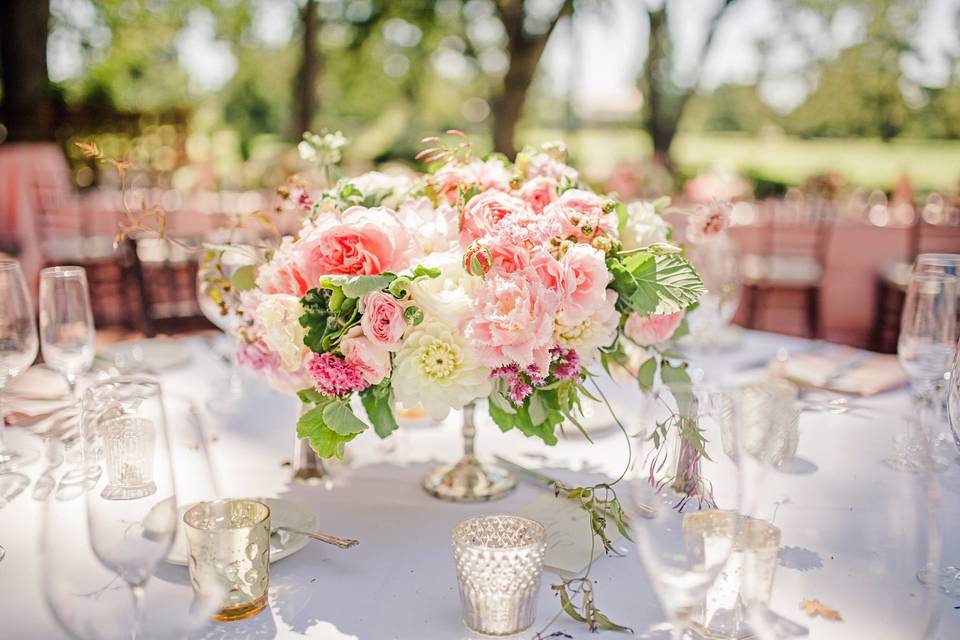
left=183, top=499, right=271, bottom=622
left=452, top=515, right=547, bottom=636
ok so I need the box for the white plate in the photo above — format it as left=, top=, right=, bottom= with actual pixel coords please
left=100, top=339, right=193, bottom=373
left=157, top=497, right=318, bottom=566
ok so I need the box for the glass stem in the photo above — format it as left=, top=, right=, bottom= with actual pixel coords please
left=129, top=582, right=146, bottom=640
left=462, top=402, right=476, bottom=459
left=228, top=342, right=242, bottom=396
left=0, top=387, right=9, bottom=458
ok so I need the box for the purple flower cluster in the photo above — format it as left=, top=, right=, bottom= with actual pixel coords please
left=491, top=346, right=582, bottom=405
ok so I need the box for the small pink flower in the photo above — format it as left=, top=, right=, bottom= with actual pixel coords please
left=559, top=244, right=610, bottom=326
left=297, top=206, right=412, bottom=285
left=308, top=352, right=370, bottom=397
left=340, top=326, right=391, bottom=385
left=256, top=237, right=309, bottom=296
left=544, top=189, right=617, bottom=244
left=236, top=339, right=279, bottom=372
left=550, top=346, right=581, bottom=381
left=527, top=153, right=579, bottom=183
left=518, top=176, right=558, bottom=213
left=360, top=291, right=407, bottom=351
left=433, top=159, right=511, bottom=205
left=466, top=268, right=560, bottom=369
left=459, top=190, right=530, bottom=247
left=686, top=199, right=731, bottom=243
left=624, top=311, right=684, bottom=346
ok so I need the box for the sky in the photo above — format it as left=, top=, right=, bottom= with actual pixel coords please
left=48, top=0, right=960, bottom=114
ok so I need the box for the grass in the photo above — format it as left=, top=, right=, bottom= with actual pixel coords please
left=522, top=128, right=960, bottom=192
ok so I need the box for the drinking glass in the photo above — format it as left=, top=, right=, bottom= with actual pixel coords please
left=0, top=260, right=40, bottom=474
left=629, top=383, right=744, bottom=640
left=183, top=499, right=271, bottom=621
left=684, top=234, right=742, bottom=350
left=83, top=377, right=177, bottom=638
left=39, top=265, right=96, bottom=396
left=196, top=245, right=257, bottom=412
left=897, top=271, right=957, bottom=396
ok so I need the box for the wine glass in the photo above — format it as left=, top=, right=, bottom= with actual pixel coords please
left=196, top=244, right=258, bottom=412
left=84, top=377, right=177, bottom=638
left=745, top=410, right=941, bottom=639
left=629, top=383, right=743, bottom=640
left=0, top=260, right=40, bottom=477
left=684, top=234, right=742, bottom=350
left=41, top=379, right=226, bottom=639
left=39, top=265, right=96, bottom=396
left=898, top=271, right=957, bottom=396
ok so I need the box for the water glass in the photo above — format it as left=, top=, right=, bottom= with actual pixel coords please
left=452, top=515, right=547, bottom=636
left=184, top=499, right=272, bottom=621
left=39, top=265, right=95, bottom=394
left=898, top=271, right=957, bottom=395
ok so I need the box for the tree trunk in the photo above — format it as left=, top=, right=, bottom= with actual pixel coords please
left=0, top=0, right=55, bottom=142
left=642, top=7, right=674, bottom=171
left=292, top=0, right=320, bottom=140
left=491, top=0, right=573, bottom=159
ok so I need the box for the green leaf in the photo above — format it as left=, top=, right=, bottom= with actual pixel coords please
left=489, top=389, right=517, bottom=415
left=230, top=264, right=257, bottom=292
left=322, top=400, right=368, bottom=436
left=411, top=264, right=441, bottom=279
left=610, top=253, right=705, bottom=315
left=636, top=356, right=657, bottom=391
left=296, top=400, right=358, bottom=459
left=553, top=584, right=587, bottom=624
left=360, top=382, right=400, bottom=439
left=297, top=388, right=324, bottom=404
left=323, top=273, right=396, bottom=298
left=615, top=201, right=629, bottom=239
left=528, top=391, right=549, bottom=425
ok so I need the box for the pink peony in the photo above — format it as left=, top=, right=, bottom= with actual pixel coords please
left=459, top=190, right=531, bottom=247
left=466, top=268, right=560, bottom=370
left=307, top=352, right=370, bottom=397
left=559, top=244, right=611, bottom=326
left=517, top=176, right=558, bottom=213
left=360, top=291, right=407, bottom=351
left=544, top=189, right=618, bottom=244
left=686, top=199, right=731, bottom=244
left=297, top=206, right=411, bottom=285
left=256, top=237, right=309, bottom=296
left=433, top=159, right=511, bottom=205
left=529, top=247, right=565, bottom=294
left=339, top=326, right=391, bottom=385
left=624, top=311, right=684, bottom=346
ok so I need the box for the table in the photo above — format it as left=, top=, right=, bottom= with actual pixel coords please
left=3, top=330, right=957, bottom=639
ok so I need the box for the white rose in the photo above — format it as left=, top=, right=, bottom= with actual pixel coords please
left=254, top=294, right=307, bottom=371
left=621, top=201, right=669, bottom=250
left=407, top=251, right=478, bottom=328
left=399, top=197, right=458, bottom=256
left=345, top=171, right=414, bottom=205
left=392, top=317, right=492, bottom=420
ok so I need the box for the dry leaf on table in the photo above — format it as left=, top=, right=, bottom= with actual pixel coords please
left=799, top=598, right=843, bottom=621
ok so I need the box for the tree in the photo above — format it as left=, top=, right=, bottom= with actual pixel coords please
left=0, top=0, right=55, bottom=141
left=490, top=0, right=574, bottom=158
left=638, top=0, right=739, bottom=171
left=292, top=0, right=320, bottom=140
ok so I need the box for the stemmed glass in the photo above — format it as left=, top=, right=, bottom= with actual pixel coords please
left=39, top=265, right=96, bottom=396
left=0, top=260, right=40, bottom=474
left=684, top=234, right=742, bottom=350
left=629, top=383, right=743, bottom=640
left=196, top=245, right=257, bottom=412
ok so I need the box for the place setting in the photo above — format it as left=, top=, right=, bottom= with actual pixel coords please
left=2, top=3, right=960, bottom=638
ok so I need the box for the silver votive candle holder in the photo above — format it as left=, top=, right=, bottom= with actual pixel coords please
left=452, top=515, right=547, bottom=636
left=183, top=499, right=271, bottom=621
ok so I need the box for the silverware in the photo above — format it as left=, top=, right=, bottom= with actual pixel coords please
left=274, top=526, right=358, bottom=550
left=819, top=352, right=867, bottom=388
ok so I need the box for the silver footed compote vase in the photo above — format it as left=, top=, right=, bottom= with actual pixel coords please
left=421, top=401, right=516, bottom=502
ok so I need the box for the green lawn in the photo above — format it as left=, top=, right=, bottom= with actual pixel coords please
left=522, top=128, right=960, bottom=192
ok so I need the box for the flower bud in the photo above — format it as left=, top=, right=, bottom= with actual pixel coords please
left=463, top=243, right=493, bottom=277
left=403, top=305, right=424, bottom=326
left=388, top=276, right=412, bottom=299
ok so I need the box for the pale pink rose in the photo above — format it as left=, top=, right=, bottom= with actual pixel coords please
left=517, top=176, right=558, bottom=213
left=466, top=269, right=560, bottom=369
left=529, top=247, right=565, bottom=294
left=544, top=189, right=617, bottom=243
left=339, top=326, right=391, bottom=385
left=526, top=153, right=579, bottom=183
left=459, top=190, right=531, bottom=247
left=485, top=237, right=531, bottom=275
left=433, top=159, right=511, bottom=205
left=398, top=197, right=458, bottom=256
left=256, top=237, right=309, bottom=296
left=360, top=291, right=407, bottom=350
left=686, top=199, right=731, bottom=244
left=297, top=206, right=411, bottom=285
left=624, top=311, right=684, bottom=346
left=472, top=158, right=512, bottom=192
left=559, top=244, right=611, bottom=326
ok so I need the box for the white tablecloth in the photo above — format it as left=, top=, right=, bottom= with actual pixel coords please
left=3, top=330, right=958, bottom=639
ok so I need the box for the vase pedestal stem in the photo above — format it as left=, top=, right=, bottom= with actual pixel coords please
left=421, top=402, right=516, bottom=502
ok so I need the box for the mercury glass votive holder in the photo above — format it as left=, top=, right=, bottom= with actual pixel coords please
left=452, top=515, right=547, bottom=636
left=184, top=499, right=271, bottom=622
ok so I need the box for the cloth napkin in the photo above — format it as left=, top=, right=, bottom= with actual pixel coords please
left=4, top=367, right=71, bottom=425
left=771, top=346, right=907, bottom=396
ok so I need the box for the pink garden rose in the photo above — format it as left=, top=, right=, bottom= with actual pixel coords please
left=624, top=311, right=684, bottom=346
left=518, top=176, right=558, bottom=213
left=559, top=244, right=611, bottom=326
left=297, top=206, right=411, bottom=285
left=545, top=189, right=618, bottom=243
left=529, top=246, right=565, bottom=294
left=360, top=291, right=407, bottom=350
left=466, top=268, right=560, bottom=370
left=256, top=237, right=309, bottom=296
left=339, top=326, right=391, bottom=385
left=459, top=190, right=531, bottom=247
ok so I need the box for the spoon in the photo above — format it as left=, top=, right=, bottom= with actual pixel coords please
left=274, top=526, right=358, bottom=550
